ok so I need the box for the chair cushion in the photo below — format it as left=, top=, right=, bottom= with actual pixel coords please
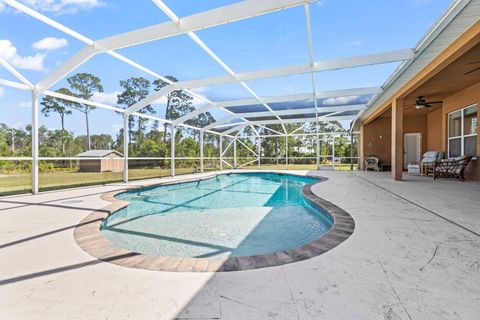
left=423, top=151, right=439, bottom=158
left=421, top=151, right=441, bottom=164
left=437, top=151, right=445, bottom=161
left=421, top=157, right=437, bottom=164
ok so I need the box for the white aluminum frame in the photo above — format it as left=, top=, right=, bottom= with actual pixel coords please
left=0, top=0, right=418, bottom=193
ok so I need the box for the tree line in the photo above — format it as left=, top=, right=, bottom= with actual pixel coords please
left=1, top=72, right=357, bottom=171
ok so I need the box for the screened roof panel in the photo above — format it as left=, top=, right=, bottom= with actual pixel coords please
left=0, top=9, right=86, bottom=84
left=0, top=0, right=456, bottom=138
left=245, top=74, right=313, bottom=97
left=333, top=110, right=361, bottom=117
left=49, top=52, right=158, bottom=102
left=194, top=5, right=309, bottom=73
left=0, top=67, right=19, bottom=82
left=161, top=0, right=240, bottom=17
left=279, top=113, right=317, bottom=120
left=269, top=99, right=314, bottom=111
left=201, top=83, right=254, bottom=102
left=116, top=34, right=228, bottom=80
left=317, top=94, right=371, bottom=107
left=315, top=62, right=401, bottom=91
left=226, top=104, right=266, bottom=113
left=245, top=116, right=278, bottom=122
left=211, top=123, right=241, bottom=133
left=0, top=87, right=31, bottom=132
left=310, top=0, right=452, bottom=61
left=14, top=1, right=170, bottom=39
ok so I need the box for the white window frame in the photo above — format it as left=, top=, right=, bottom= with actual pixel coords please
left=447, top=103, right=477, bottom=158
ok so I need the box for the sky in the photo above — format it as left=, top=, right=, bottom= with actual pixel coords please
left=0, top=0, right=453, bottom=138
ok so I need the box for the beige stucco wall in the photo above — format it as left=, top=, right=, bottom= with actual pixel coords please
left=362, top=113, right=428, bottom=168
left=362, top=116, right=391, bottom=165
left=427, top=108, right=443, bottom=151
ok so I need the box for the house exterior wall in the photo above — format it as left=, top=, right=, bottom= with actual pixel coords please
left=362, top=113, right=428, bottom=168
left=427, top=108, right=443, bottom=151
left=358, top=3, right=480, bottom=179
left=363, top=117, right=391, bottom=165
left=441, top=81, right=480, bottom=179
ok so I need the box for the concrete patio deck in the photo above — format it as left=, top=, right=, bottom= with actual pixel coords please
left=0, top=170, right=479, bottom=320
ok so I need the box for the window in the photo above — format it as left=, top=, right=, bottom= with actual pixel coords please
left=448, top=104, right=477, bottom=158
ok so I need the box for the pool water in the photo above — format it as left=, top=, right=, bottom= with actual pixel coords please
left=102, top=173, right=333, bottom=259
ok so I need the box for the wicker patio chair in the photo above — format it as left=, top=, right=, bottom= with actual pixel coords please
left=364, top=156, right=380, bottom=172
left=418, top=151, right=444, bottom=176
left=433, top=156, right=473, bottom=181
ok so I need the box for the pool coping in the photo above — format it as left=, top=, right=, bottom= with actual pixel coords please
left=73, top=171, right=355, bottom=272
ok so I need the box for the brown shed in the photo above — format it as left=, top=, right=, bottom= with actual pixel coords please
left=76, top=150, right=124, bottom=172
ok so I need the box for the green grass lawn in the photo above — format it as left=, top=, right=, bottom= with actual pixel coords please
left=0, top=164, right=357, bottom=196
left=0, top=167, right=196, bottom=196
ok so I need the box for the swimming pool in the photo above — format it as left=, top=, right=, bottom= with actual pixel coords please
left=101, top=172, right=333, bottom=260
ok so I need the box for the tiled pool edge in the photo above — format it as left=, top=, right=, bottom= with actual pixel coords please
left=73, top=172, right=355, bottom=272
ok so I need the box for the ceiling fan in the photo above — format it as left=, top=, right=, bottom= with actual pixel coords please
left=464, top=61, right=480, bottom=76
left=414, top=96, right=442, bottom=110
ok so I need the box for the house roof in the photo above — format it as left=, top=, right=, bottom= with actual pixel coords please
left=76, top=150, right=123, bottom=158
left=356, top=0, right=478, bottom=126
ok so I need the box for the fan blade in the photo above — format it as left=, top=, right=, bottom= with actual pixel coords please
left=464, top=66, right=480, bottom=76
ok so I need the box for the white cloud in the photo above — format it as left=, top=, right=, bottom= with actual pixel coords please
left=0, top=3, right=5, bottom=12
left=12, top=122, right=26, bottom=129
left=0, top=40, right=46, bottom=71
left=111, top=124, right=123, bottom=132
left=22, top=0, right=104, bottom=14
left=93, top=89, right=207, bottom=111
left=0, top=87, right=5, bottom=98
left=152, top=93, right=207, bottom=107
left=92, top=91, right=120, bottom=105
left=18, top=101, right=32, bottom=109
left=322, top=96, right=360, bottom=106
left=32, top=37, right=68, bottom=50
left=190, top=87, right=206, bottom=94
left=344, top=40, right=363, bottom=47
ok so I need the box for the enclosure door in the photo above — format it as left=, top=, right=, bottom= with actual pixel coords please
left=404, top=133, right=421, bottom=169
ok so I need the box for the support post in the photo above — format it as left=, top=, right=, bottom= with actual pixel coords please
left=233, top=138, right=237, bottom=169
left=332, top=136, right=335, bottom=170
left=391, top=98, right=404, bottom=180
left=219, top=136, right=223, bottom=171
left=319, top=139, right=323, bottom=169
left=31, top=90, right=39, bottom=194
left=200, top=131, right=204, bottom=173
left=171, top=125, right=175, bottom=176
left=359, top=124, right=364, bottom=170
left=257, top=137, right=261, bottom=169
left=123, top=114, right=129, bottom=183
left=285, top=135, right=288, bottom=170
left=350, top=133, right=354, bottom=171
left=316, top=130, right=320, bottom=170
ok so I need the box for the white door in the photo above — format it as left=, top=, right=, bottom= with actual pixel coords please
left=404, top=133, right=421, bottom=169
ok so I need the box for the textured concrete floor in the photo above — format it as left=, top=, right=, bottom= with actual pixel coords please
left=0, top=170, right=479, bottom=320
